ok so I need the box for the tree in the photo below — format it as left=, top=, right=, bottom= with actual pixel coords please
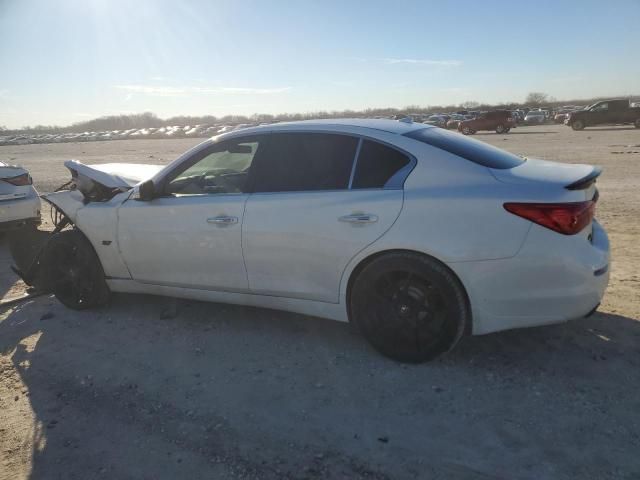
left=525, top=92, right=549, bottom=106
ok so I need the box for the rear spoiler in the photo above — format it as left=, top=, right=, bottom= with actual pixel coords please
left=565, top=166, right=602, bottom=190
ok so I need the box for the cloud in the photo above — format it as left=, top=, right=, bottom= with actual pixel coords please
left=114, top=85, right=291, bottom=97
left=382, top=58, right=462, bottom=67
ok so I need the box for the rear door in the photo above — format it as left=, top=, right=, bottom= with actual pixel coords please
left=589, top=102, right=609, bottom=125
left=242, top=132, right=411, bottom=303
left=609, top=100, right=631, bottom=123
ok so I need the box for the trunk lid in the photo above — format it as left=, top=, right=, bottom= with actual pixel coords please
left=490, top=157, right=601, bottom=199
left=0, top=162, right=31, bottom=202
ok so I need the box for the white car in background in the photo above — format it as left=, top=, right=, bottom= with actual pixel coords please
left=0, top=162, right=40, bottom=231
left=12, top=119, right=609, bottom=362
left=524, top=111, right=547, bottom=124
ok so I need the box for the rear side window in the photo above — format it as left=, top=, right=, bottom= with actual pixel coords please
left=404, top=128, right=525, bottom=169
left=352, top=140, right=411, bottom=189
left=252, top=133, right=358, bottom=192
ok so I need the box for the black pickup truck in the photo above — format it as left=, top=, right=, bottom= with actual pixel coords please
left=566, top=99, right=640, bottom=130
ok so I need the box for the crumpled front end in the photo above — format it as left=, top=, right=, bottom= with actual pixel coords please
left=8, top=159, right=159, bottom=290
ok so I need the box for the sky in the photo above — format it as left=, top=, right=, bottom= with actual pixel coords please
left=1, top=0, right=639, bottom=128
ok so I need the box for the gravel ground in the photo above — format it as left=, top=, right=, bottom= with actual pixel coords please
left=1, top=124, right=639, bottom=479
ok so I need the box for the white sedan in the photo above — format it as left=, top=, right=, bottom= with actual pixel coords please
left=12, top=119, right=609, bottom=362
left=0, top=162, right=41, bottom=231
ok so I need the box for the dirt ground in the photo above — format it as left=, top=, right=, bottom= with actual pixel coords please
left=1, top=124, right=639, bottom=480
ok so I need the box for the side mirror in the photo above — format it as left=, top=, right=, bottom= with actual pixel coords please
left=136, top=179, right=156, bottom=201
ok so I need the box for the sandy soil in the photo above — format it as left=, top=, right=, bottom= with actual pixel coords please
left=1, top=124, right=639, bottom=479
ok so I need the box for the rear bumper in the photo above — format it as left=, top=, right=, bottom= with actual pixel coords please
left=0, top=191, right=41, bottom=231
left=449, top=220, right=610, bottom=335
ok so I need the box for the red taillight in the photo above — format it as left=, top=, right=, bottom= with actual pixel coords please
left=2, top=173, right=32, bottom=186
left=504, top=201, right=596, bottom=235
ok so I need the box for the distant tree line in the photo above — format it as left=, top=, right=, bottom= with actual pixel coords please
left=5, top=92, right=638, bottom=134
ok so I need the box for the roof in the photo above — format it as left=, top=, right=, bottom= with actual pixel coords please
left=222, top=118, right=431, bottom=138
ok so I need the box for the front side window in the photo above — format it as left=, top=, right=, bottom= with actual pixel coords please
left=166, top=137, right=262, bottom=195
left=352, top=140, right=411, bottom=189
left=592, top=103, right=608, bottom=112
left=252, top=133, right=358, bottom=193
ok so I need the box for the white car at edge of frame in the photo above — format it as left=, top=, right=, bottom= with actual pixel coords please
left=0, top=162, right=41, bottom=231
left=11, top=119, right=609, bottom=363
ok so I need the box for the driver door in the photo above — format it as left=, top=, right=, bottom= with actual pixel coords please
left=591, top=102, right=609, bottom=125
left=116, top=135, right=266, bottom=291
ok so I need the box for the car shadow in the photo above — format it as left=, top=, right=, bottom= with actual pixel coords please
left=474, top=131, right=557, bottom=136
left=575, top=127, right=638, bottom=132
left=2, top=294, right=640, bottom=479
left=0, top=236, right=27, bottom=301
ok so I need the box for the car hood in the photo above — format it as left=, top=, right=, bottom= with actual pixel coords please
left=64, top=160, right=164, bottom=189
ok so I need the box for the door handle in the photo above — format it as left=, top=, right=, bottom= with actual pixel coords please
left=339, top=213, right=378, bottom=224
left=207, top=215, right=238, bottom=226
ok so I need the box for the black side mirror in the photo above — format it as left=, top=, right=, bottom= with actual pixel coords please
left=136, top=179, right=156, bottom=201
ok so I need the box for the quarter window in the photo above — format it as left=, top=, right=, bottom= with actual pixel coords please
left=352, top=140, right=411, bottom=189
left=252, top=133, right=358, bottom=193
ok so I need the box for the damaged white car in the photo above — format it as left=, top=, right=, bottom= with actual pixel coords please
left=11, top=119, right=610, bottom=362
left=0, top=162, right=41, bottom=231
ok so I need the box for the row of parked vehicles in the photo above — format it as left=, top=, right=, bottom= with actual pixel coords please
left=0, top=123, right=261, bottom=147
left=410, top=99, right=640, bottom=134
left=2, top=100, right=639, bottom=146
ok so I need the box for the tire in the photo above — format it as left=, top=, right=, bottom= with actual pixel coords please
left=42, top=230, right=110, bottom=309
left=495, top=124, right=506, bottom=134
left=349, top=252, right=470, bottom=363
left=571, top=120, right=585, bottom=131
left=634, top=119, right=640, bottom=128
left=461, top=126, right=474, bottom=135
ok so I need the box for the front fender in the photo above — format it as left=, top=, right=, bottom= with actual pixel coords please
left=42, top=190, right=86, bottom=223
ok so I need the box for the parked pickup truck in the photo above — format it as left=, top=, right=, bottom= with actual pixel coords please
left=565, top=99, right=640, bottom=130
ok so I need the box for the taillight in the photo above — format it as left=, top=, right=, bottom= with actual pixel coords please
left=504, top=201, right=596, bottom=235
left=1, top=173, right=32, bottom=186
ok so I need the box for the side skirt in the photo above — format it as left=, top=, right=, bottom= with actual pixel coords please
left=106, top=279, right=349, bottom=322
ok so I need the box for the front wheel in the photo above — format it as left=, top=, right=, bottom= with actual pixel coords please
left=461, top=126, right=475, bottom=135
left=43, top=230, right=111, bottom=309
left=349, top=252, right=470, bottom=363
left=571, top=120, right=585, bottom=131
left=495, top=124, right=506, bottom=134
left=634, top=119, right=640, bottom=128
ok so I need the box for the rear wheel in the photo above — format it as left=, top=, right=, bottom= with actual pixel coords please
left=495, top=124, right=506, bottom=134
left=571, top=120, right=585, bottom=131
left=349, top=252, right=469, bottom=363
left=43, top=230, right=110, bottom=309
